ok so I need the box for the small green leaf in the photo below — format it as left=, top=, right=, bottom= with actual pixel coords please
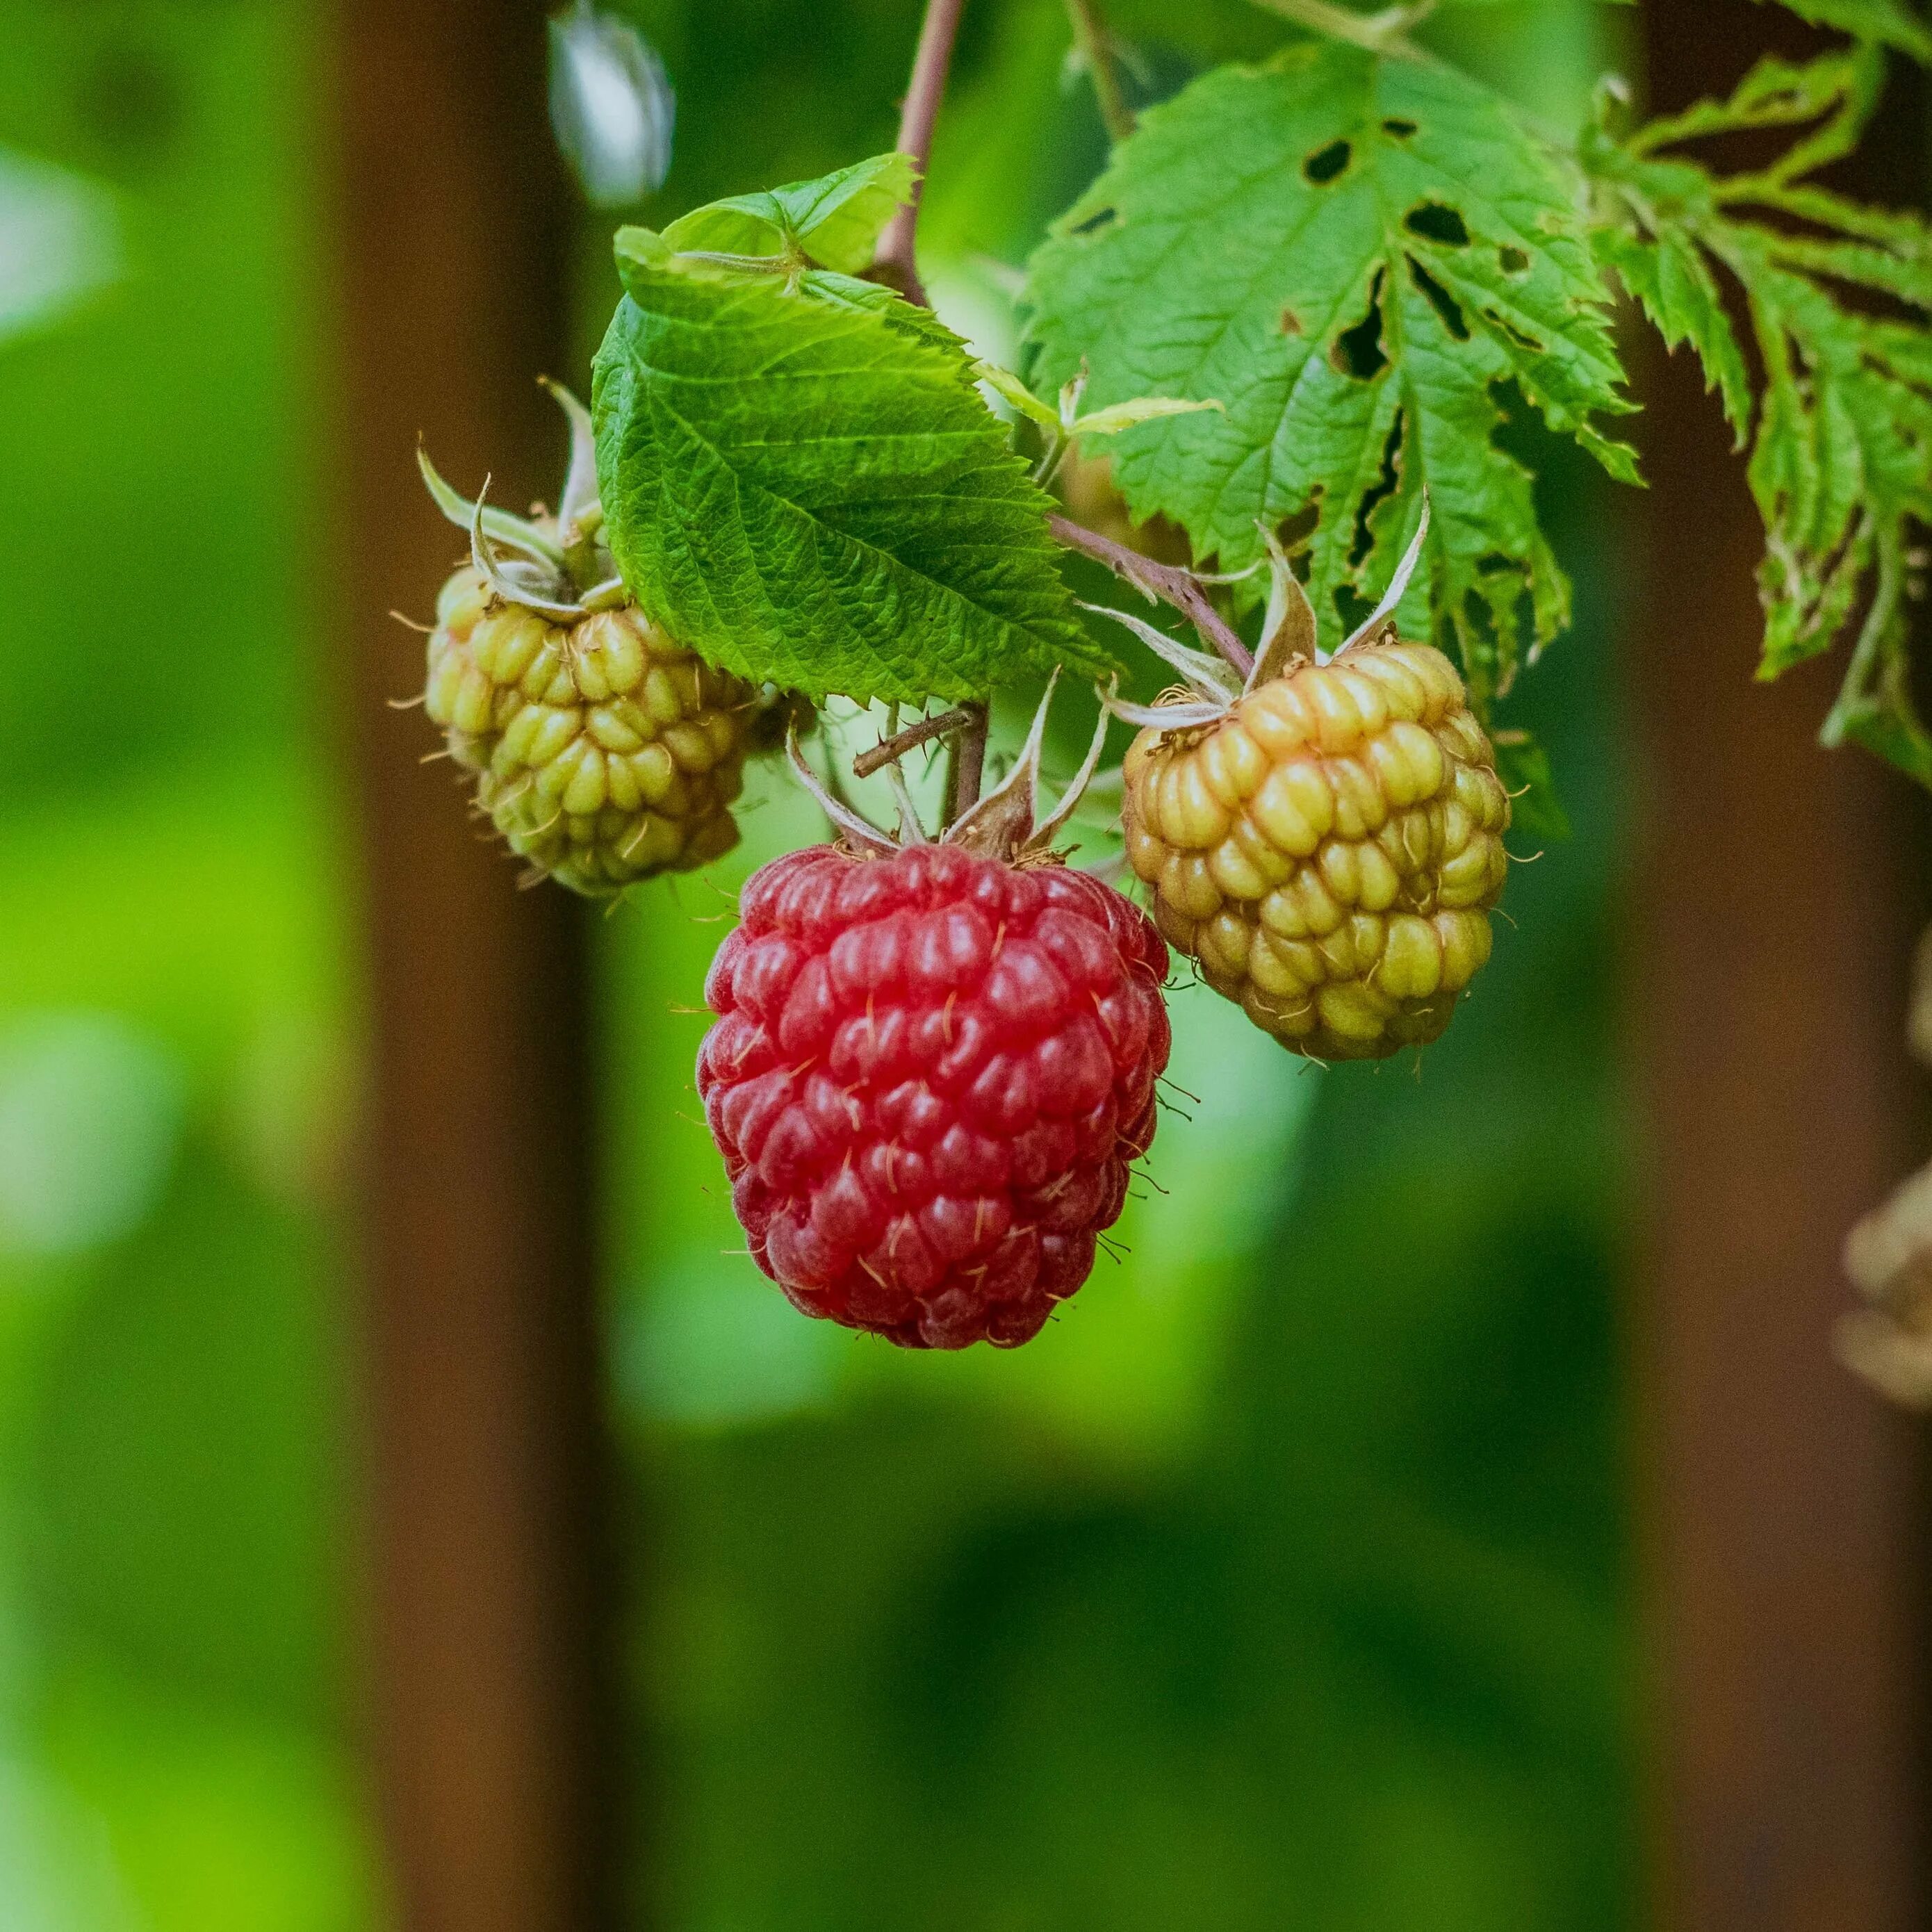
left=1026, top=41, right=1636, bottom=707
left=591, top=257, right=1106, bottom=706
left=612, top=223, right=964, bottom=351
left=974, top=360, right=1062, bottom=429
left=1072, top=395, right=1225, bottom=440
left=613, top=224, right=675, bottom=277
left=969, top=365, right=1225, bottom=450
left=660, top=153, right=917, bottom=273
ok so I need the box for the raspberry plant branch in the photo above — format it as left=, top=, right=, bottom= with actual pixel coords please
left=407, top=0, right=1581, bottom=1359
left=405, top=0, right=1932, bottom=1350
left=949, top=700, right=990, bottom=825
left=1049, top=512, right=1255, bottom=677
left=1028, top=12, right=1932, bottom=792
left=871, top=0, right=967, bottom=306
left=869, top=0, right=1002, bottom=826
left=1063, top=0, right=1136, bottom=143
left=872, top=0, right=994, bottom=824
left=852, top=704, right=976, bottom=778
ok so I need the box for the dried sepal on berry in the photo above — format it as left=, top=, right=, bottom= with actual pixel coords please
left=417, top=381, right=773, bottom=897
left=699, top=683, right=1170, bottom=1349
left=1104, top=500, right=1513, bottom=1061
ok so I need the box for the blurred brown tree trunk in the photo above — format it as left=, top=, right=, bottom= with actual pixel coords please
left=1632, top=6, right=1929, bottom=1929
left=336, top=2, right=625, bottom=1929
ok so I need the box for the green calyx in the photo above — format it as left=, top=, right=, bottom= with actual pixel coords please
left=418, top=379, right=629, bottom=623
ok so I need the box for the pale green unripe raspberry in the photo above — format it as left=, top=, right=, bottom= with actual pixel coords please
left=1122, top=638, right=1510, bottom=1061
left=424, top=563, right=755, bottom=896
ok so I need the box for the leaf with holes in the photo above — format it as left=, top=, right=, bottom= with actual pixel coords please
left=1587, top=49, right=1932, bottom=785
left=1761, top=0, right=1932, bottom=63
left=591, top=248, right=1108, bottom=706
left=1026, top=39, right=1635, bottom=707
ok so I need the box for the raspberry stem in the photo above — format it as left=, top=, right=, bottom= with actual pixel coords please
left=871, top=0, right=967, bottom=308
left=1063, top=0, right=1135, bottom=143
left=1049, top=512, right=1254, bottom=677
left=950, top=701, right=990, bottom=825
left=853, top=704, right=976, bottom=778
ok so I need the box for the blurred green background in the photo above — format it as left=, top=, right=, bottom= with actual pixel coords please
left=0, top=1, right=1637, bottom=1926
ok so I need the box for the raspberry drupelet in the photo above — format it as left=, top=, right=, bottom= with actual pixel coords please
left=698, top=841, right=1172, bottom=1349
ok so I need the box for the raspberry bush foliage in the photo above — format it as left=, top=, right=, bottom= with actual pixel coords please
left=412, top=0, right=1932, bottom=1345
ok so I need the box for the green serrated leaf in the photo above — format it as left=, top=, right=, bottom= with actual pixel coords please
left=1026, top=40, right=1635, bottom=707
left=591, top=265, right=1107, bottom=707
left=1592, top=225, right=1751, bottom=443
left=1821, top=529, right=1932, bottom=783
left=1589, top=49, right=1932, bottom=787
left=660, top=153, right=917, bottom=274
left=789, top=266, right=969, bottom=352
left=1761, top=0, right=1932, bottom=65
left=1622, top=49, right=1875, bottom=157
left=613, top=227, right=967, bottom=353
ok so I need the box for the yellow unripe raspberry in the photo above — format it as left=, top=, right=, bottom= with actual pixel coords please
left=425, top=563, right=755, bottom=897
left=1122, top=639, right=1510, bottom=1061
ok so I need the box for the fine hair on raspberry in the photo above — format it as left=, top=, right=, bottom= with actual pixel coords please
left=698, top=840, right=1172, bottom=1349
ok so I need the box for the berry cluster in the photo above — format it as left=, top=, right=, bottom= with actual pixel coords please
left=411, top=410, right=1509, bottom=1348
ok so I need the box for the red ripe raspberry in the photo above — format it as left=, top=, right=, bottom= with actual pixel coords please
left=698, top=841, right=1172, bottom=1350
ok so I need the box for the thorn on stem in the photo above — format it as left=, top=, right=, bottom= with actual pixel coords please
left=853, top=704, right=976, bottom=778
